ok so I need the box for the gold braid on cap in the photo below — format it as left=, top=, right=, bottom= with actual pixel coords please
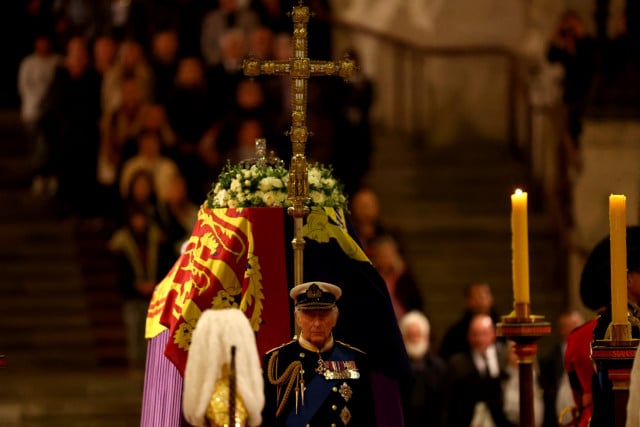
left=267, top=351, right=303, bottom=416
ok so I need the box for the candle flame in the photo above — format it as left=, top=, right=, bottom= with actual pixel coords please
left=514, top=188, right=523, bottom=195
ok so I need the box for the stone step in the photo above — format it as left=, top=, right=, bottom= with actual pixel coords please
left=0, top=369, right=143, bottom=427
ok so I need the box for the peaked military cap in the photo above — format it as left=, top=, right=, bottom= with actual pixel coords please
left=290, top=281, right=342, bottom=310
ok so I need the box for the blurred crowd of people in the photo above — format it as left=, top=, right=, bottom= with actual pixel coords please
left=17, top=0, right=374, bottom=228
left=16, top=0, right=376, bottom=372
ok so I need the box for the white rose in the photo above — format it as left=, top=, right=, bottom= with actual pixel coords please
left=322, top=178, right=336, bottom=188
left=308, top=168, right=321, bottom=186
left=214, top=189, right=228, bottom=207
left=262, top=191, right=276, bottom=206
left=230, top=178, right=242, bottom=192
left=259, top=177, right=273, bottom=192
left=310, top=191, right=326, bottom=204
left=272, top=177, right=284, bottom=188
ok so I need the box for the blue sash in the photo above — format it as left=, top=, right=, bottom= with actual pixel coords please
left=285, top=345, right=354, bottom=427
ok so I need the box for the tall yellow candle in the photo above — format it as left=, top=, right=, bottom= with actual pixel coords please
left=511, top=189, right=530, bottom=304
left=609, top=194, right=628, bottom=324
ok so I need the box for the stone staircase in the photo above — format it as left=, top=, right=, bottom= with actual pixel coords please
left=0, top=108, right=141, bottom=427
left=366, top=127, right=566, bottom=352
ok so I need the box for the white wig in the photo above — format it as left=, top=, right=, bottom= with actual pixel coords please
left=182, top=308, right=264, bottom=426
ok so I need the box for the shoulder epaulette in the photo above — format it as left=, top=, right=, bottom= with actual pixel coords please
left=265, top=338, right=297, bottom=354
left=336, top=340, right=367, bottom=355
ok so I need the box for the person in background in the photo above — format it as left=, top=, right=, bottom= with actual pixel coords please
left=261, top=281, right=376, bottom=427
left=39, top=34, right=102, bottom=219
left=92, top=34, right=117, bottom=78
left=370, top=234, right=425, bottom=320
left=443, top=313, right=514, bottom=427
left=349, top=187, right=388, bottom=258
left=156, top=174, right=198, bottom=258
left=439, top=281, right=500, bottom=360
left=17, top=30, right=62, bottom=197
left=539, top=309, right=585, bottom=427
left=118, top=168, right=161, bottom=227
left=149, top=28, right=180, bottom=105
left=546, top=9, right=596, bottom=227
left=107, top=203, right=174, bottom=370
left=118, top=129, right=182, bottom=205
left=547, top=9, right=596, bottom=156
left=165, top=56, right=216, bottom=203
left=182, top=308, right=264, bottom=427
left=399, top=310, right=447, bottom=427
left=333, top=47, right=374, bottom=198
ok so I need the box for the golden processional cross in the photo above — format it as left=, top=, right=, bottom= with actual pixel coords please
left=243, top=1, right=355, bottom=286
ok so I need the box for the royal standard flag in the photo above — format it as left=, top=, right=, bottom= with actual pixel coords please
left=145, top=205, right=291, bottom=375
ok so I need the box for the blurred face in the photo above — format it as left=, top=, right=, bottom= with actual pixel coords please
left=142, top=104, right=167, bottom=129
left=372, top=240, right=405, bottom=287
left=628, top=271, right=640, bottom=304
left=403, top=322, right=429, bottom=360
left=93, top=36, right=116, bottom=69
left=557, top=311, right=584, bottom=340
left=273, top=34, right=293, bottom=60
left=295, top=309, right=338, bottom=349
left=66, top=37, right=89, bottom=76
left=236, top=81, right=263, bottom=109
left=152, top=30, right=178, bottom=63
left=121, top=41, right=143, bottom=68
left=34, top=36, right=52, bottom=56
left=466, top=283, right=493, bottom=314
left=165, top=176, right=187, bottom=203
left=468, top=314, right=495, bottom=354
left=351, top=189, right=379, bottom=224
left=238, top=119, right=262, bottom=147
left=138, top=134, right=161, bottom=158
left=129, top=211, right=149, bottom=235
left=130, top=173, right=154, bottom=201
left=121, top=79, right=144, bottom=108
left=176, top=57, right=204, bottom=87
left=249, top=27, right=273, bottom=59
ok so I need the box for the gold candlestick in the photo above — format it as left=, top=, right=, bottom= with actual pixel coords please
left=497, top=305, right=550, bottom=427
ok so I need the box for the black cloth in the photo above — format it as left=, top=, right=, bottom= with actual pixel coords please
left=262, top=339, right=376, bottom=427
left=403, top=351, right=447, bottom=427
left=539, top=343, right=565, bottom=427
left=442, top=346, right=514, bottom=427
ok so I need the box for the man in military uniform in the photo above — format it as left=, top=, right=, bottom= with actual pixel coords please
left=578, top=226, right=640, bottom=426
left=262, top=281, right=376, bottom=427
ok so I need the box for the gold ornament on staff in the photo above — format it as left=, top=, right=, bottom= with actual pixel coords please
left=243, top=0, right=355, bottom=287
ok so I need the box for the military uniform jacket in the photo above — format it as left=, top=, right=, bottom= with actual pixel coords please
left=262, top=338, right=376, bottom=427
